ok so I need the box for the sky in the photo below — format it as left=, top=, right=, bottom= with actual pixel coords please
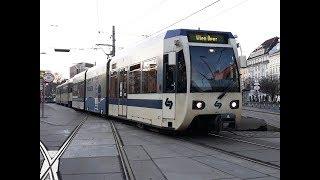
left=40, top=0, right=280, bottom=79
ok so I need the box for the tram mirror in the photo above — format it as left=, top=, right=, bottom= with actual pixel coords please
left=169, top=52, right=176, bottom=65
left=239, top=56, right=247, bottom=68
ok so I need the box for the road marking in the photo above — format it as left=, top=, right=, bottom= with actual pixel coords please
left=40, top=141, right=56, bottom=180
left=40, top=115, right=88, bottom=180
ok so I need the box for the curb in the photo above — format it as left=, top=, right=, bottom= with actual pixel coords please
left=239, top=116, right=280, bottom=132
left=267, top=124, right=280, bottom=132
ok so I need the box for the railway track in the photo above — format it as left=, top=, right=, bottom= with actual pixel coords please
left=242, top=107, right=280, bottom=115
left=115, top=119, right=280, bottom=170
left=177, top=132, right=280, bottom=170
left=109, top=118, right=280, bottom=171
left=109, top=120, right=135, bottom=180
left=209, top=132, right=280, bottom=150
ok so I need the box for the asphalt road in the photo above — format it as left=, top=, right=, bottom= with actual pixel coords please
left=242, top=107, right=280, bottom=129
left=40, top=104, right=87, bottom=150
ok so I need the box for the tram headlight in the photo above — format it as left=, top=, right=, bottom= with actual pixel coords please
left=192, top=101, right=205, bottom=110
left=230, top=100, right=239, bottom=109
left=196, top=102, right=203, bottom=108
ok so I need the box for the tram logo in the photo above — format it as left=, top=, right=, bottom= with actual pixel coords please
left=214, top=101, right=222, bottom=109
left=165, top=98, right=173, bottom=109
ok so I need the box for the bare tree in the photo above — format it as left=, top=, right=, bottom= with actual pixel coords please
left=243, top=77, right=254, bottom=91
left=40, top=71, right=46, bottom=79
left=53, top=72, right=63, bottom=83
left=259, top=76, right=280, bottom=102
left=60, top=79, right=67, bottom=84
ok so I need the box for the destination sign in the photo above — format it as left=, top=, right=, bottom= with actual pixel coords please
left=187, top=32, right=228, bottom=44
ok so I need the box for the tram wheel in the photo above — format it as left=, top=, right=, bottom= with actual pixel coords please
left=211, top=117, right=222, bottom=135
left=137, top=122, right=144, bottom=129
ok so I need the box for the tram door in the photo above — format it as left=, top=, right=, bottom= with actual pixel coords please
left=118, top=68, right=127, bottom=117
left=162, top=52, right=176, bottom=121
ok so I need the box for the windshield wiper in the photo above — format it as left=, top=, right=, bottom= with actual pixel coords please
left=217, top=80, right=237, bottom=100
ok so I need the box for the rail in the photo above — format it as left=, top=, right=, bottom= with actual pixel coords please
left=109, top=120, right=135, bottom=180
left=177, top=134, right=280, bottom=170
left=40, top=115, right=88, bottom=180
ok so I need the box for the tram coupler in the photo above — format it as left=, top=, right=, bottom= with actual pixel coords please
left=212, top=113, right=236, bottom=134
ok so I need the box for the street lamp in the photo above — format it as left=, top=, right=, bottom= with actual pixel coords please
left=95, top=44, right=113, bottom=60
left=54, top=48, right=70, bottom=52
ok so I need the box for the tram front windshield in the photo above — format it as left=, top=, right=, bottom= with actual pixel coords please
left=190, top=46, right=240, bottom=92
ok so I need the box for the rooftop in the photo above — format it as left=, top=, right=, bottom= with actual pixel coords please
left=248, top=37, right=279, bottom=59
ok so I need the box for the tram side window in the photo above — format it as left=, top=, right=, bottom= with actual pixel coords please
left=63, top=86, right=67, bottom=94
left=163, top=54, right=176, bottom=93
left=73, top=84, right=78, bottom=97
left=129, top=64, right=141, bottom=94
left=79, top=81, right=85, bottom=99
left=142, top=59, right=157, bottom=93
left=68, top=84, right=72, bottom=93
left=72, top=84, right=77, bottom=97
left=176, top=50, right=187, bottom=93
left=122, top=69, right=127, bottom=98
left=110, top=71, right=118, bottom=98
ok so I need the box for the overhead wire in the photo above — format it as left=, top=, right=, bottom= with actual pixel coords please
left=97, top=0, right=249, bottom=52
left=118, top=0, right=169, bottom=27
left=197, top=0, right=250, bottom=25
left=122, top=0, right=222, bottom=48
left=148, top=0, right=221, bottom=37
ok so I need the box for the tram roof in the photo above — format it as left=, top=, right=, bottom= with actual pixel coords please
left=164, top=29, right=234, bottom=39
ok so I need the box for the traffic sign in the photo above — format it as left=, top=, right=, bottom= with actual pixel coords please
left=44, top=73, right=54, bottom=83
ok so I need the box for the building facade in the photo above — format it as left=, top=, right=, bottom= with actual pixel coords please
left=245, top=37, right=279, bottom=82
left=240, top=68, right=249, bottom=90
left=267, top=42, right=280, bottom=78
left=241, top=37, right=280, bottom=102
left=70, top=62, right=94, bottom=78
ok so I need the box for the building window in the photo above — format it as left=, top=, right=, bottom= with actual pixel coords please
left=129, top=64, right=141, bottom=94
left=142, top=59, right=157, bottom=93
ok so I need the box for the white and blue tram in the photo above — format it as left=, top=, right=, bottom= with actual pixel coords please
left=55, top=29, right=246, bottom=133
left=56, top=79, right=72, bottom=107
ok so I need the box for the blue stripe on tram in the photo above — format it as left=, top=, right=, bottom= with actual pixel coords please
left=109, top=98, right=162, bottom=109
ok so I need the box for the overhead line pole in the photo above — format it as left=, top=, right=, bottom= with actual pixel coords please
left=96, top=25, right=116, bottom=58
left=112, top=25, right=115, bottom=57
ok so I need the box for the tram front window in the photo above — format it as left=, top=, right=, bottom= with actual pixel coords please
left=190, top=46, right=240, bottom=92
